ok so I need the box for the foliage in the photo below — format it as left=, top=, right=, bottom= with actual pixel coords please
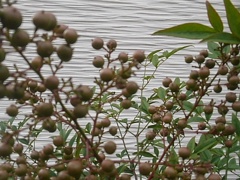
left=153, top=0, right=240, bottom=44
left=0, top=0, right=239, bottom=180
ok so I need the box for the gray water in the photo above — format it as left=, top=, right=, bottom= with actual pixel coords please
left=1, top=0, right=240, bottom=179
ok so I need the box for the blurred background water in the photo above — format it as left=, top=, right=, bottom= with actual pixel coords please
left=1, top=0, right=240, bottom=178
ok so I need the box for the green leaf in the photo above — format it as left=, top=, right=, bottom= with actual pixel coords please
left=144, top=75, right=155, bottom=80
left=8, top=117, right=15, bottom=126
left=207, top=41, right=221, bottom=58
left=69, top=134, right=77, bottom=146
left=232, top=113, right=240, bottom=137
left=218, top=157, right=228, bottom=169
left=152, top=54, right=159, bottom=67
left=18, top=138, right=29, bottom=145
left=205, top=112, right=212, bottom=121
left=139, top=97, right=149, bottom=114
left=111, top=103, right=121, bottom=110
left=155, top=87, right=166, bottom=101
left=154, top=146, right=159, bottom=157
left=85, top=122, right=92, bottom=133
left=133, top=151, right=156, bottom=158
left=163, top=45, right=192, bottom=58
left=183, top=101, right=194, bottom=112
left=174, top=77, right=181, bottom=85
left=121, top=149, right=127, bottom=157
left=229, top=145, right=240, bottom=153
left=196, top=100, right=204, bottom=114
left=223, top=44, right=230, bottom=54
left=187, top=136, right=196, bottom=152
left=206, top=1, right=223, bottom=32
left=228, top=158, right=240, bottom=170
left=153, top=23, right=216, bottom=39
left=0, top=121, right=7, bottom=132
left=188, top=116, right=205, bottom=123
left=224, top=0, right=240, bottom=38
left=212, top=155, right=221, bottom=165
left=64, top=129, right=72, bottom=140
left=207, top=41, right=220, bottom=54
left=117, top=165, right=132, bottom=174
left=201, top=32, right=240, bottom=44
left=169, top=148, right=178, bottom=165
left=147, top=49, right=163, bottom=59
left=194, top=137, right=218, bottom=154
left=211, top=148, right=224, bottom=156
left=199, top=149, right=212, bottom=162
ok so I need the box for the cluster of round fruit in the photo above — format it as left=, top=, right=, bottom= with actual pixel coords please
left=139, top=48, right=239, bottom=179
left=136, top=147, right=221, bottom=179
left=0, top=3, right=148, bottom=179
left=0, top=133, right=131, bottom=179
left=91, top=37, right=146, bottom=110
left=0, top=4, right=79, bottom=104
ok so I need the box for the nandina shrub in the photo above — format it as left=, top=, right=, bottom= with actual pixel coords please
left=0, top=0, right=240, bottom=180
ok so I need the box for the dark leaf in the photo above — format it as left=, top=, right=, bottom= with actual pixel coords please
left=232, top=113, right=240, bottom=137
left=18, top=138, right=29, bottom=145
left=69, top=134, right=77, bottom=146
left=154, top=146, right=159, bottom=157
left=201, top=32, right=240, bottom=44
left=224, top=0, right=240, bottom=38
left=153, top=23, right=216, bottom=39
left=133, top=151, right=156, bottom=158
left=206, top=1, right=223, bottom=32
left=194, top=137, right=218, bottom=154
left=187, top=136, right=196, bottom=152
left=199, top=149, right=212, bottom=162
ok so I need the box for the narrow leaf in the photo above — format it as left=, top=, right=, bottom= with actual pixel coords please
left=133, top=151, right=156, bottom=158
left=140, top=97, right=149, bottom=114
left=18, top=138, right=29, bottom=145
left=69, top=134, right=77, bottom=146
left=65, top=129, right=72, bottom=140
left=164, top=45, right=192, bottom=58
left=154, top=146, right=159, bottom=157
left=224, top=0, right=240, bottom=38
left=200, top=149, right=212, bottom=162
left=194, top=138, right=218, bottom=154
left=201, top=32, right=240, bottom=44
left=147, top=49, right=163, bottom=59
left=232, top=113, right=240, bottom=137
left=206, top=1, right=223, bottom=32
left=153, top=23, right=216, bottom=39
left=188, top=116, right=205, bottom=123
left=187, top=136, right=196, bottom=152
